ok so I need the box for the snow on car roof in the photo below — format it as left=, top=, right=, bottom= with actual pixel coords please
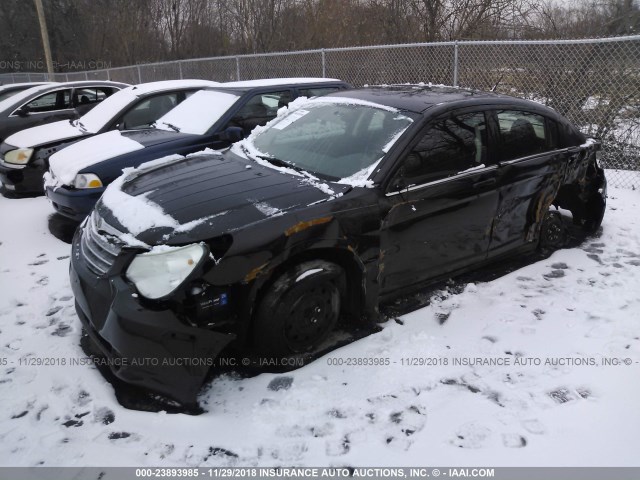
left=0, top=82, right=55, bottom=91
left=220, top=78, right=341, bottom=88
left=127, top=79, right=219, bottom=96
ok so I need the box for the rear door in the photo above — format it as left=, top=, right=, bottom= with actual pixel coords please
left=380, top=109, right=501, bottom=293
left=489, top=109, right=565, bottom=256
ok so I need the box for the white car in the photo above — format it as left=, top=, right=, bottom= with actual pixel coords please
left=0, top=79, right=219, bottom=194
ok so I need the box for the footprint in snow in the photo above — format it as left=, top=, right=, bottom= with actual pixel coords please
left=522, top=419, right=545, bottom=434
left=451, top=423, right=492, bottom=449
left=29, top=259, right=49, bottom=266
left=267, top=376, right=293, bottom=391
left=502, top=433, right=527, bottom=448
left=543, top=270, right=565, bottom=280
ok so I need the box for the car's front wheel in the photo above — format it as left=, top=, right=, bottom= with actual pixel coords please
left=253, top=260, right=343, bottom=357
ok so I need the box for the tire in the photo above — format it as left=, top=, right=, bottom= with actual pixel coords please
left=582, top=193, right=606, bottom=233
left=253, top=260, right=343, bottom=357
left=539, top=210, right=567, bottom=252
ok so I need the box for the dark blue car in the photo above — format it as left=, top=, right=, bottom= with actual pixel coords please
left=44, top=78, right=349, bottom=221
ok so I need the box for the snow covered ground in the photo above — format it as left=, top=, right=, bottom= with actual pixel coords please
left=0, top=186, right=639, bottom=467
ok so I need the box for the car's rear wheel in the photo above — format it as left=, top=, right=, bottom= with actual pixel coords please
left=582, top=193, right=606, bottom=233
left=539, top=210, right=567, bottom=251
left=253, top=260, right=343, bottom=357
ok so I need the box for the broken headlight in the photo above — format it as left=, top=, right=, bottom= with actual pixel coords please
left=126, top=243, right=206, bottom=299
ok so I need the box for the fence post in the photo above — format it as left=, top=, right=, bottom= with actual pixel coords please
left=235, top=57, right=240, bottom=81
left=65, top=73, right=69, bottom=81
left=137, top=65, right=142, bottom=84
left=453, top=41, right=459, bottom=87
left=11, top=73, right=16, bottom=83
left=178, top=61, right=183, bottom=79
left=322, top=49, right=326, bottom=78
left=27, top=73, right=31, bottom=82
left=85, top=71, right=89, bottom=80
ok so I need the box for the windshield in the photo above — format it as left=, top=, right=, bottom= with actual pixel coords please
left=154, top=89, right=240, bottom=135
left=250, top=100, right=415, bottom=182
left=78, top=87, right=138, bottom=133
left=0, top=84, right=52, bottom=113
left=0, top=88, right=27, bottom=103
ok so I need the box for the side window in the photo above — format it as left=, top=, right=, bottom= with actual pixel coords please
left=23, top=90, right=71, bottom=113
left=298, top=87, right=340, bottom=98
left=119, top=93, right=179, bottom=130
left=229, top=91, right=292, bottom=135
left=497, top=110, right=549, bottom=161
left=74, top=87, right=114, bottom=107
left=392, top=112, right=488, bottom=188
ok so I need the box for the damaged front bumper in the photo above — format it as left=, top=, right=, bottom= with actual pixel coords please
left=70, top=230, right=236, bottom=405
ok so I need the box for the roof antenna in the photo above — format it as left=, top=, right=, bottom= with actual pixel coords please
left=491, top=74, right=505, bottom=92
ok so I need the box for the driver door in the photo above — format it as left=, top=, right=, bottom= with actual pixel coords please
left=380, top=110, right=500, bottom=293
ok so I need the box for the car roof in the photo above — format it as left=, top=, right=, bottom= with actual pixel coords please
left=324, top=84, right=512, bottom=113
left=53, top=80, right=130, bottom=88
left=221, top=77, right=343, bottom=88
left=125, top=79, right=220, bottom=97
left=0, top=82, right=55, bottom=91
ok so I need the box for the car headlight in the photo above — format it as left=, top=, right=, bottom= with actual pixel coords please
left=4, top=148, right=33, bottom=165
left=126, top=243, right=206, bottom=299
left=73, top=173, right=103, bottom=189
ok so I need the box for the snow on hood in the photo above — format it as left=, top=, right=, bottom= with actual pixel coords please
left=98, top=154, right=227, bottom=242
left=48, top=131, right=144, bottom=186
left=5, top=120, right=86, bottom=149
left=100, top=169, right=180, bottom=237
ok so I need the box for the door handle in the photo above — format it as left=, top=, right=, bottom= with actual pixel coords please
left=473, top=178, right=496, bottom=189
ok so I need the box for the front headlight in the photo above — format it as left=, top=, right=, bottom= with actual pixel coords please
left=4, top=148, right=33, bottom=165
left=126, top=243, right=206, bottom=299
left=73, top=173, right=103, bottom=189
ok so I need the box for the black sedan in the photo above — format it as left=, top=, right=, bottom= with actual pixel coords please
left=0, top=80, right=128, bottom=144
left=70, top=85, right=606, bottom=406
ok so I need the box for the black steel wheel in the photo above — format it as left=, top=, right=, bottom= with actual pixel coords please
left=253, top=260, right=343, bottom=357
left=539, top=210, right=567, bottom=251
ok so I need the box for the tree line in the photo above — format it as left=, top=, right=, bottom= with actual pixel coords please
left=0, top=0, right=638, bottom=73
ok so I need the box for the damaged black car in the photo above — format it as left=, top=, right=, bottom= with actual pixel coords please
left=70, top=85, right=606, bottom=406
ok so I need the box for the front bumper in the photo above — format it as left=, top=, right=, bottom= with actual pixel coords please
left=0, top=159, right=47, bottom=194
left=46, top=185, right=104, bottom=221
left=70, top=229, right=236, bottom=405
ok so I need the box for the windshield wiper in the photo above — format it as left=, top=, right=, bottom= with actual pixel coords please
left=255, top=154, right=305, bottom=173
left=161, top=122, right=181, bottom=132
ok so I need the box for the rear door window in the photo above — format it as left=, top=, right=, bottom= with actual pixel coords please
left=497, top=110, right=552, bottom=161
left=298, top=87, right=341, bottom=98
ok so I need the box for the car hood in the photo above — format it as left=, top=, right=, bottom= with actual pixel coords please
left=49, top=129, right=195, bottom=186
left=5, top=120, right=89, bottom=149
left=96, top=151, right=351, bottom=246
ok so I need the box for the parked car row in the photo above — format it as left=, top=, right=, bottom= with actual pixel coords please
left=0, top=79, right=607, bottom=408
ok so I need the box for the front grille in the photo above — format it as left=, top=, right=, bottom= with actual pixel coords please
left=80, top=213, right=122, bottom=276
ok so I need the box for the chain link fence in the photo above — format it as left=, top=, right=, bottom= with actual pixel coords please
left=1, top=36, right=639, bottom=188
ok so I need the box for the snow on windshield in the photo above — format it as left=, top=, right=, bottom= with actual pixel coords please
left=241, top=97, right=413, bottom=188
left=78, top=88, right=139, bottom=133
left=155, top=90, right=240, bottom=135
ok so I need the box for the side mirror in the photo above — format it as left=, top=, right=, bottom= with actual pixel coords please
left=16, top=105, right=30, bottom=117
left=390, top=176, right=407, bottom=193
left=219, top=126, right=244, bottom=143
